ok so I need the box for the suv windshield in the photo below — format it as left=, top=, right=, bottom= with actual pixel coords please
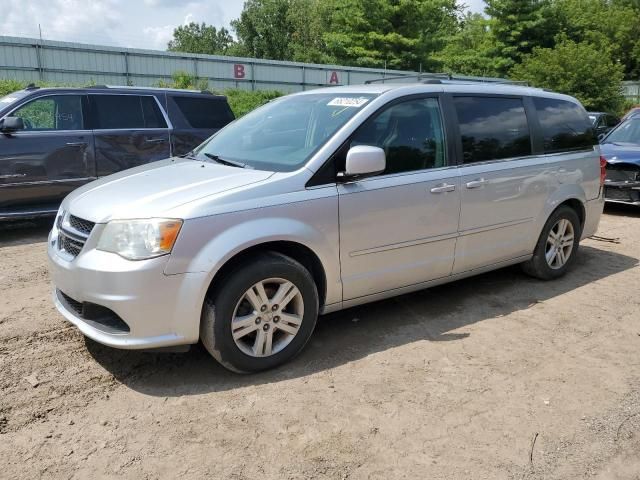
left=194, top=93, right=376, bottom=172
left=603, top=118, right=640, bottom=145
left=0, top=91, right=28, bottom=110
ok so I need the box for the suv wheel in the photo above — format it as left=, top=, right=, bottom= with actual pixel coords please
left=522, top=206, right=581, bottom=280
left=200, top=252, right=319, bottom=373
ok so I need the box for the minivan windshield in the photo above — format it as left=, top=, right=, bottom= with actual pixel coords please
left=193, top=93, right=377, bottom=172
left=603, top=118, right=640, bottom=145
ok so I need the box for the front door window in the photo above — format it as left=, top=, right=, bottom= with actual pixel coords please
left=11, top=95, right=84, bottom=131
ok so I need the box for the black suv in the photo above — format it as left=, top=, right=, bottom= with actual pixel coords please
left=0, top=85, right=235, bottom=220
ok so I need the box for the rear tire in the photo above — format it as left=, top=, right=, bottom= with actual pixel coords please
left=200, top=252, right=319, bottom=373
left=522, top=206, right=581, bottom=280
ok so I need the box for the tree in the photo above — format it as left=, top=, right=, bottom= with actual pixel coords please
left=287, top=0, right=333, bottom=63
left=510, top=39, right=625, bottom=112
left=434, top=13, right=507, bottom=77
left=484, top=0, right=556, bottom=73
left=231, top=0, right=331, bottom=63
left=167, top=22, right=234, bottom=55
left=319, top=0, right=460, bottom=71
left=231, top=0, right=294, bottom=60
left=550, top=0, right=640, bottom=79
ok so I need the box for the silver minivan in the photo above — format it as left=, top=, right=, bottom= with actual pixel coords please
left=48, top=83, right=605, bottom=372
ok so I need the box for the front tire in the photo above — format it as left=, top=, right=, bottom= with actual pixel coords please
left=200, top=252, right=319, bottom=373
left=522, top=206, right=581, bottom=280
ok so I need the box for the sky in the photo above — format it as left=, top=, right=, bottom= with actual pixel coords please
left=1, top=0, right=487, bottom=51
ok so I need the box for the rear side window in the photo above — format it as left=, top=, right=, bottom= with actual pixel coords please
left=453, top=96, right=532, bottom=163
left=533, top=98, right=595, bottom=153
left=172, top=96, right=233, bottom=129
left=91, top=95, right=167, bottom=129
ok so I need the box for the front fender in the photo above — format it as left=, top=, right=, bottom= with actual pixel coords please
left=165, top=192, right=341, bottom=307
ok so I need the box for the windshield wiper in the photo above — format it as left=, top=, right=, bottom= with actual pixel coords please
left=203, top=152, right=248, bottom=168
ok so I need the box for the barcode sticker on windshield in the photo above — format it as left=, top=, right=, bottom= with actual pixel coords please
left=0, top=97, right=17, bottom=103
left=327, top=97, right=369, bottom=108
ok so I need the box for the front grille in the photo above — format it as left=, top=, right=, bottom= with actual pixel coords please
left=57, top=213, right=94, bottom=259
left=69, top=215, right=95, bottom=236
left=58, top=233, right=84, bottom=257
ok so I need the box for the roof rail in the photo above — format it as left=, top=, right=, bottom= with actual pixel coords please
left=89, top=85, right=209, bottom=94
left=365, top=73, right=452, bottom=84
left=364, top=72, right=527, bottom=86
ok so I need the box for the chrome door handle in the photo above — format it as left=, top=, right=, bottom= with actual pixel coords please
left=145, top=138, right=167, bottom=144
left=430, top=183, right=456, bottom=194
left=66, top=142, right=87, bottom=147
left=465, top=178, right=488, bottom=189
left=0, top=173, right=27, bottom=179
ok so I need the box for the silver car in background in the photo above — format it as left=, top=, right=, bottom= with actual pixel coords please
left=48, top=83, right=605, bottom=372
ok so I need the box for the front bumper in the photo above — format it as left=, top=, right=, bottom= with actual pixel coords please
left=47, top=227, right=208, bottom=349
left=604, top=182, right=640, bottom=206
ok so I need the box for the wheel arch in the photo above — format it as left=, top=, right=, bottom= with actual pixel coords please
left=204, top=240, right=328, bottom=310
left=539, top=184, right=588, bottom=234
left=557, top=197, right=586, bottom=231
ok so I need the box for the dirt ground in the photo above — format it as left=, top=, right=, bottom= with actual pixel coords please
left=1, top=205, right=639, bottom=480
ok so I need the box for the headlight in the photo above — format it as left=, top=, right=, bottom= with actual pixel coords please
left=54, top=207, right=65, bottom=230
left=97, top=218, right=183, bottom=260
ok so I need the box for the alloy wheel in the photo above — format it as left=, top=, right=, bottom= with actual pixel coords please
left=545, top=219, right=575, bottom=269
left=231, top=278, right=304, bottom=357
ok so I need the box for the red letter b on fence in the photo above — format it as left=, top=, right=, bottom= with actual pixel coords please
left=234, top=64, right=246, bottom=79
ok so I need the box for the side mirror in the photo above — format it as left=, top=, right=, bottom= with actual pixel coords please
left=0, top=116, right=24, bottom=133
left=339, top=145, right=386, bottom=180
left=597, top=133, right=606, bottom=143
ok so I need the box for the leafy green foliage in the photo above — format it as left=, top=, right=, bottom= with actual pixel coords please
left=231, top=0, right=296, bottom=60
left=167, top=22, right=234, bottom=55
left=549, top=0, right=640, bottom=79
left=155, top=71, right=209, bottom=91
left=0, top=79, right=27, bottom=97
left=484, top=0, right=556, bottom=73
left=434, top=13, right=507, bottom=77
left=230, top=0, right=331, bottom=63
left=224, top=89, right=283, bottom=117
left=511, top=39, right=625, bottom=112
left=318, top=0, right=460, bottom=71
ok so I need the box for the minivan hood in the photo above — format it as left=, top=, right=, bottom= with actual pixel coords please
left=600, top=142, right=640, bottom=165
left=64, top=158, right=274, bottom=223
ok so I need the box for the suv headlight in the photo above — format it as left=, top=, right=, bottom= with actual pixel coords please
left=97, top=218, right=183, bottom=260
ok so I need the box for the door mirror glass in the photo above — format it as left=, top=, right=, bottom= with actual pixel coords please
left=0, top=116, right=24, bottom=132
left=597, top=132, right=606, bottom=142
left=342, top=145, right=386, bottom=178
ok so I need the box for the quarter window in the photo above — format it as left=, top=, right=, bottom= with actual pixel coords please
left=11, top=95, right=84, bottom=131
left=91, top=95, right=167, bottom=129
left=349, top=97, right=446, bottom=175
left=172, top=96, right=233, bottom=129
left=606, top=115, right=619, bottom=128
left=454, top=96, right=532, bottom=163
left=533, top=98, right=595, bottom=153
